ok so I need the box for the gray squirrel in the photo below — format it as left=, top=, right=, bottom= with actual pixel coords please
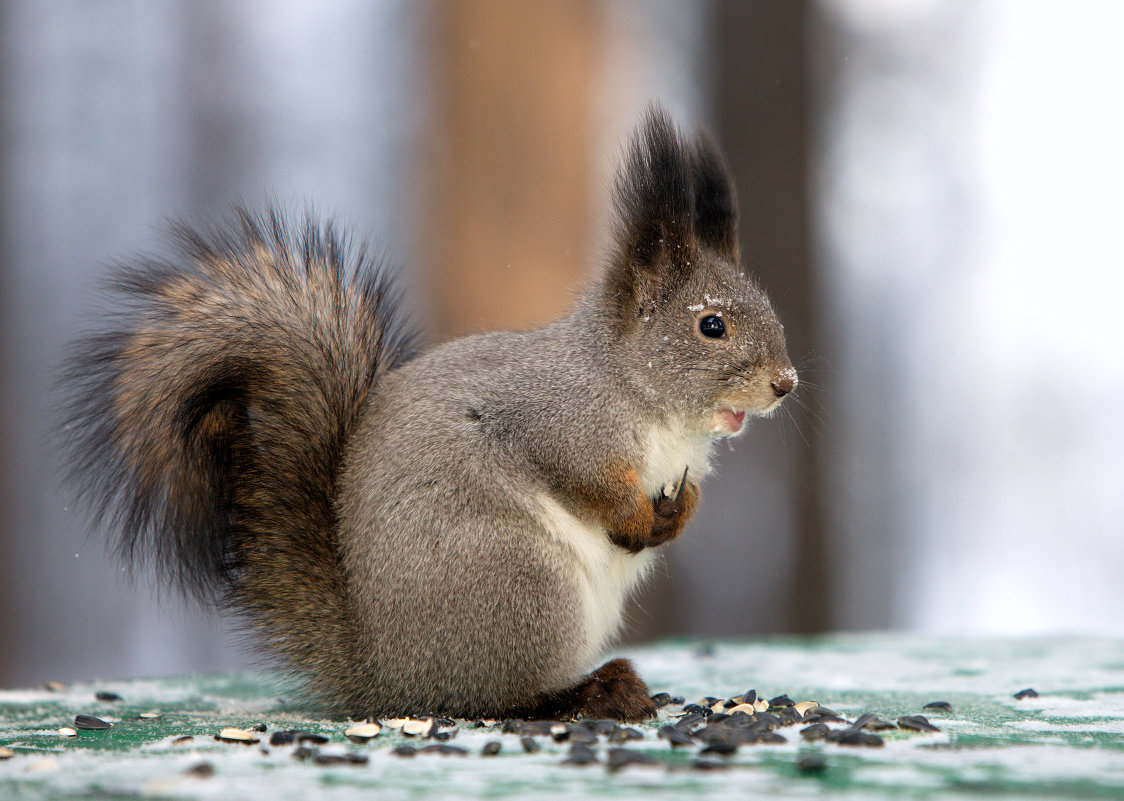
left=63, top=105, right=796, bottom=722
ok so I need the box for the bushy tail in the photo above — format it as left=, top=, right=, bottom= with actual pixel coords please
left=62, top=206, right=414, bottom=699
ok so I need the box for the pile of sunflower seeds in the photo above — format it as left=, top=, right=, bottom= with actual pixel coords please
left=38, top=688, right=953, bottom=773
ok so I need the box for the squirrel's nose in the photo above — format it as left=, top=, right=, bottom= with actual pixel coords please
left=770, top=368, right=797, bottom=398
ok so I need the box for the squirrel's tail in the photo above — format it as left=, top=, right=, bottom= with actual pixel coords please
left=63, top=206, right=414, bottom=700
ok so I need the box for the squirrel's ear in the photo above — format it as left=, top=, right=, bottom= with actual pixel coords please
left=689, top=128, right=739, bottom=262
left=607, top=105, right=697, bottom=311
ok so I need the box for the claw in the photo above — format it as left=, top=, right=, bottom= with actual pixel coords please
left=673, top=466, right=689, bottom=502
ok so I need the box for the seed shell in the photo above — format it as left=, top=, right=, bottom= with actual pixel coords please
left=215, top=727, right=259, bottom=744
left=344, top=722, right=382, bottom=742
left=58, top=728, right=77, bottom=737
left=0, top=747, right=14, bottom=759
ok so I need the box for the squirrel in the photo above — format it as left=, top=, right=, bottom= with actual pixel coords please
left=62, top=105, right=796, bottom=723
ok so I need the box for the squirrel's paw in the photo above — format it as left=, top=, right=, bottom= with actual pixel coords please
left=571, top=658, right=657, bottom=722
left=648, top=476, right=700, bottom=548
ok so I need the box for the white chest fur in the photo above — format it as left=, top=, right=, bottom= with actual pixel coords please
left=532, top=422, right=717, bottom=669
left=534, top=495, right=657, bottom=666
left=638, top=419, right=716, bottom=498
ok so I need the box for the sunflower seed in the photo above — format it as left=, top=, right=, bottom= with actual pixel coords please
left=897, top=715, right=940, bottom=733
left=95, top=691, right=122, bottom=702
left=658, top=725, right=694, bottom=746
left=481, top=741, right=501, bottom=756
left=607, top=747, right=658, bottom=770
left=520, top=736, right=540, bottom=753
left=923, top=701, right=952, bottom=711
left=650, top=692, right=672, bottom=708
left=562, top=743, right=598, bottom=765
left=793, top=700, right=819, bottom=717
left=184, top=762, right=214, bottom=777
left=215, top=727, right=259, bottom=744
left=345, top=722, right=382, bottom=742
left=402, top=718, right=434, bottom=737
left=74, top=715, right=111, bottom=730
left=1014, top=688, right=1039, bottom=700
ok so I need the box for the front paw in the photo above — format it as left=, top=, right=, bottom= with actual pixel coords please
left=647, top=478, right=700, bottom=547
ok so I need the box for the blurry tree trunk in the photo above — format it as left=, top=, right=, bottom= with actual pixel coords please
left=427, top=0, right=602, bottom=339
left=710, top=0, right=828, bottom=632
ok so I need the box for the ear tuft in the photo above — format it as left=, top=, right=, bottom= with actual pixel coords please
left=689, top=128, right=739, bottom=261
left=605, top=104, right=739, bottom=318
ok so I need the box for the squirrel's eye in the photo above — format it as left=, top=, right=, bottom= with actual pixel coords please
left=698, top=314, right=726, bottom=339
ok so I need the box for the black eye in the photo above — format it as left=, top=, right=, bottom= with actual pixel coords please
left=698, top=314, right=726, bottom=339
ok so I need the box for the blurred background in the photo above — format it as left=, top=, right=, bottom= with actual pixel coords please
left=1, top=0, right=1121, bottom=686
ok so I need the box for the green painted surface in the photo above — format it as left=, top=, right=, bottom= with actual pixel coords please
left=2, top=635, right=1123, bottom=799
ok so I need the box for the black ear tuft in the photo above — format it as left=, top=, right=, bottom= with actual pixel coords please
left=689, top=128, right=739, bottom=261
left=610, top=104, right=696, bottom=302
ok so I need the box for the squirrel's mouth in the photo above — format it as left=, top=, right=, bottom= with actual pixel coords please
left=712, top=409, right=746, bottom=435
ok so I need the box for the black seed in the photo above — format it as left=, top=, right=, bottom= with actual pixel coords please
left=708, top=712, right=731, bottom=724
left=740, top=690, right=757, bottom=706
left=851, top=713, right=897, bottom=731
left=672, top=712, right=706, bottom=732
left=568, top=728, right=598, bottom=745
left=314, top=752, right=369, bottom=765
left=296, top=731, right=329, bottom=745
left=754, top=712, right=782, bottom=730
left=250, top=723, right=268, bottom=733
left=669, top=696, right=686, bottom=705
left=769, top=694, right=794, bottom=708
left=501, top=720, right=522, bottom=734
left=74, top=715, right=111, bottom=730
left=392, top=745, right=417, bottom=757
left=800, top=723, right=829, bottom=741
left=584, top=720, right=621, bottom=736
left=699, top=740, right=738, bottom=756
left=609, top=726, right=644, bottom=743
left=521, top=736, right=540, bottom=753
left=95, top=691, right=122, bottom=703
left=514, top=720, right=555, bottom=736
left=270, top=731, right=296, bottom=746
left=658, top=725, right=694, bottom=746
left=836, top=730, right=883, bottom=747
left=418, top=744, right=467, bottom=756
left=1014, top=688, right=1039, bottom=700
left=432, top=730, right=456, bottom=742
left=775, top=707, right=803, bottom=726
left=562, top=743, right=599, bottom=765
left=481, top=741, right=501, bottom=756
left=291, top=746, right=316, bottom=761
left=183, top=761, right=214, bottom=777
left=650, top=692, right=672, bottom=708
left=897, top=715, right=941, bottom=733
left=172, top=735, right=194, bottom=745
left=726, top=711, right=755, bottom=727
left=796, top=752, right=827, bottom=772
left=801, top=707, right=846, bottom=724
left=750, top=730, right=787, bottom=745
left=607, top=747, right=658, bottom=771
left=681, top=703, right=711, bottom=717
left=923, top=701, right=952, bottom=711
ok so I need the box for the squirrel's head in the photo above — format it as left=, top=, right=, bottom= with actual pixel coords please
left=595, top=104, right=796, bottom=437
